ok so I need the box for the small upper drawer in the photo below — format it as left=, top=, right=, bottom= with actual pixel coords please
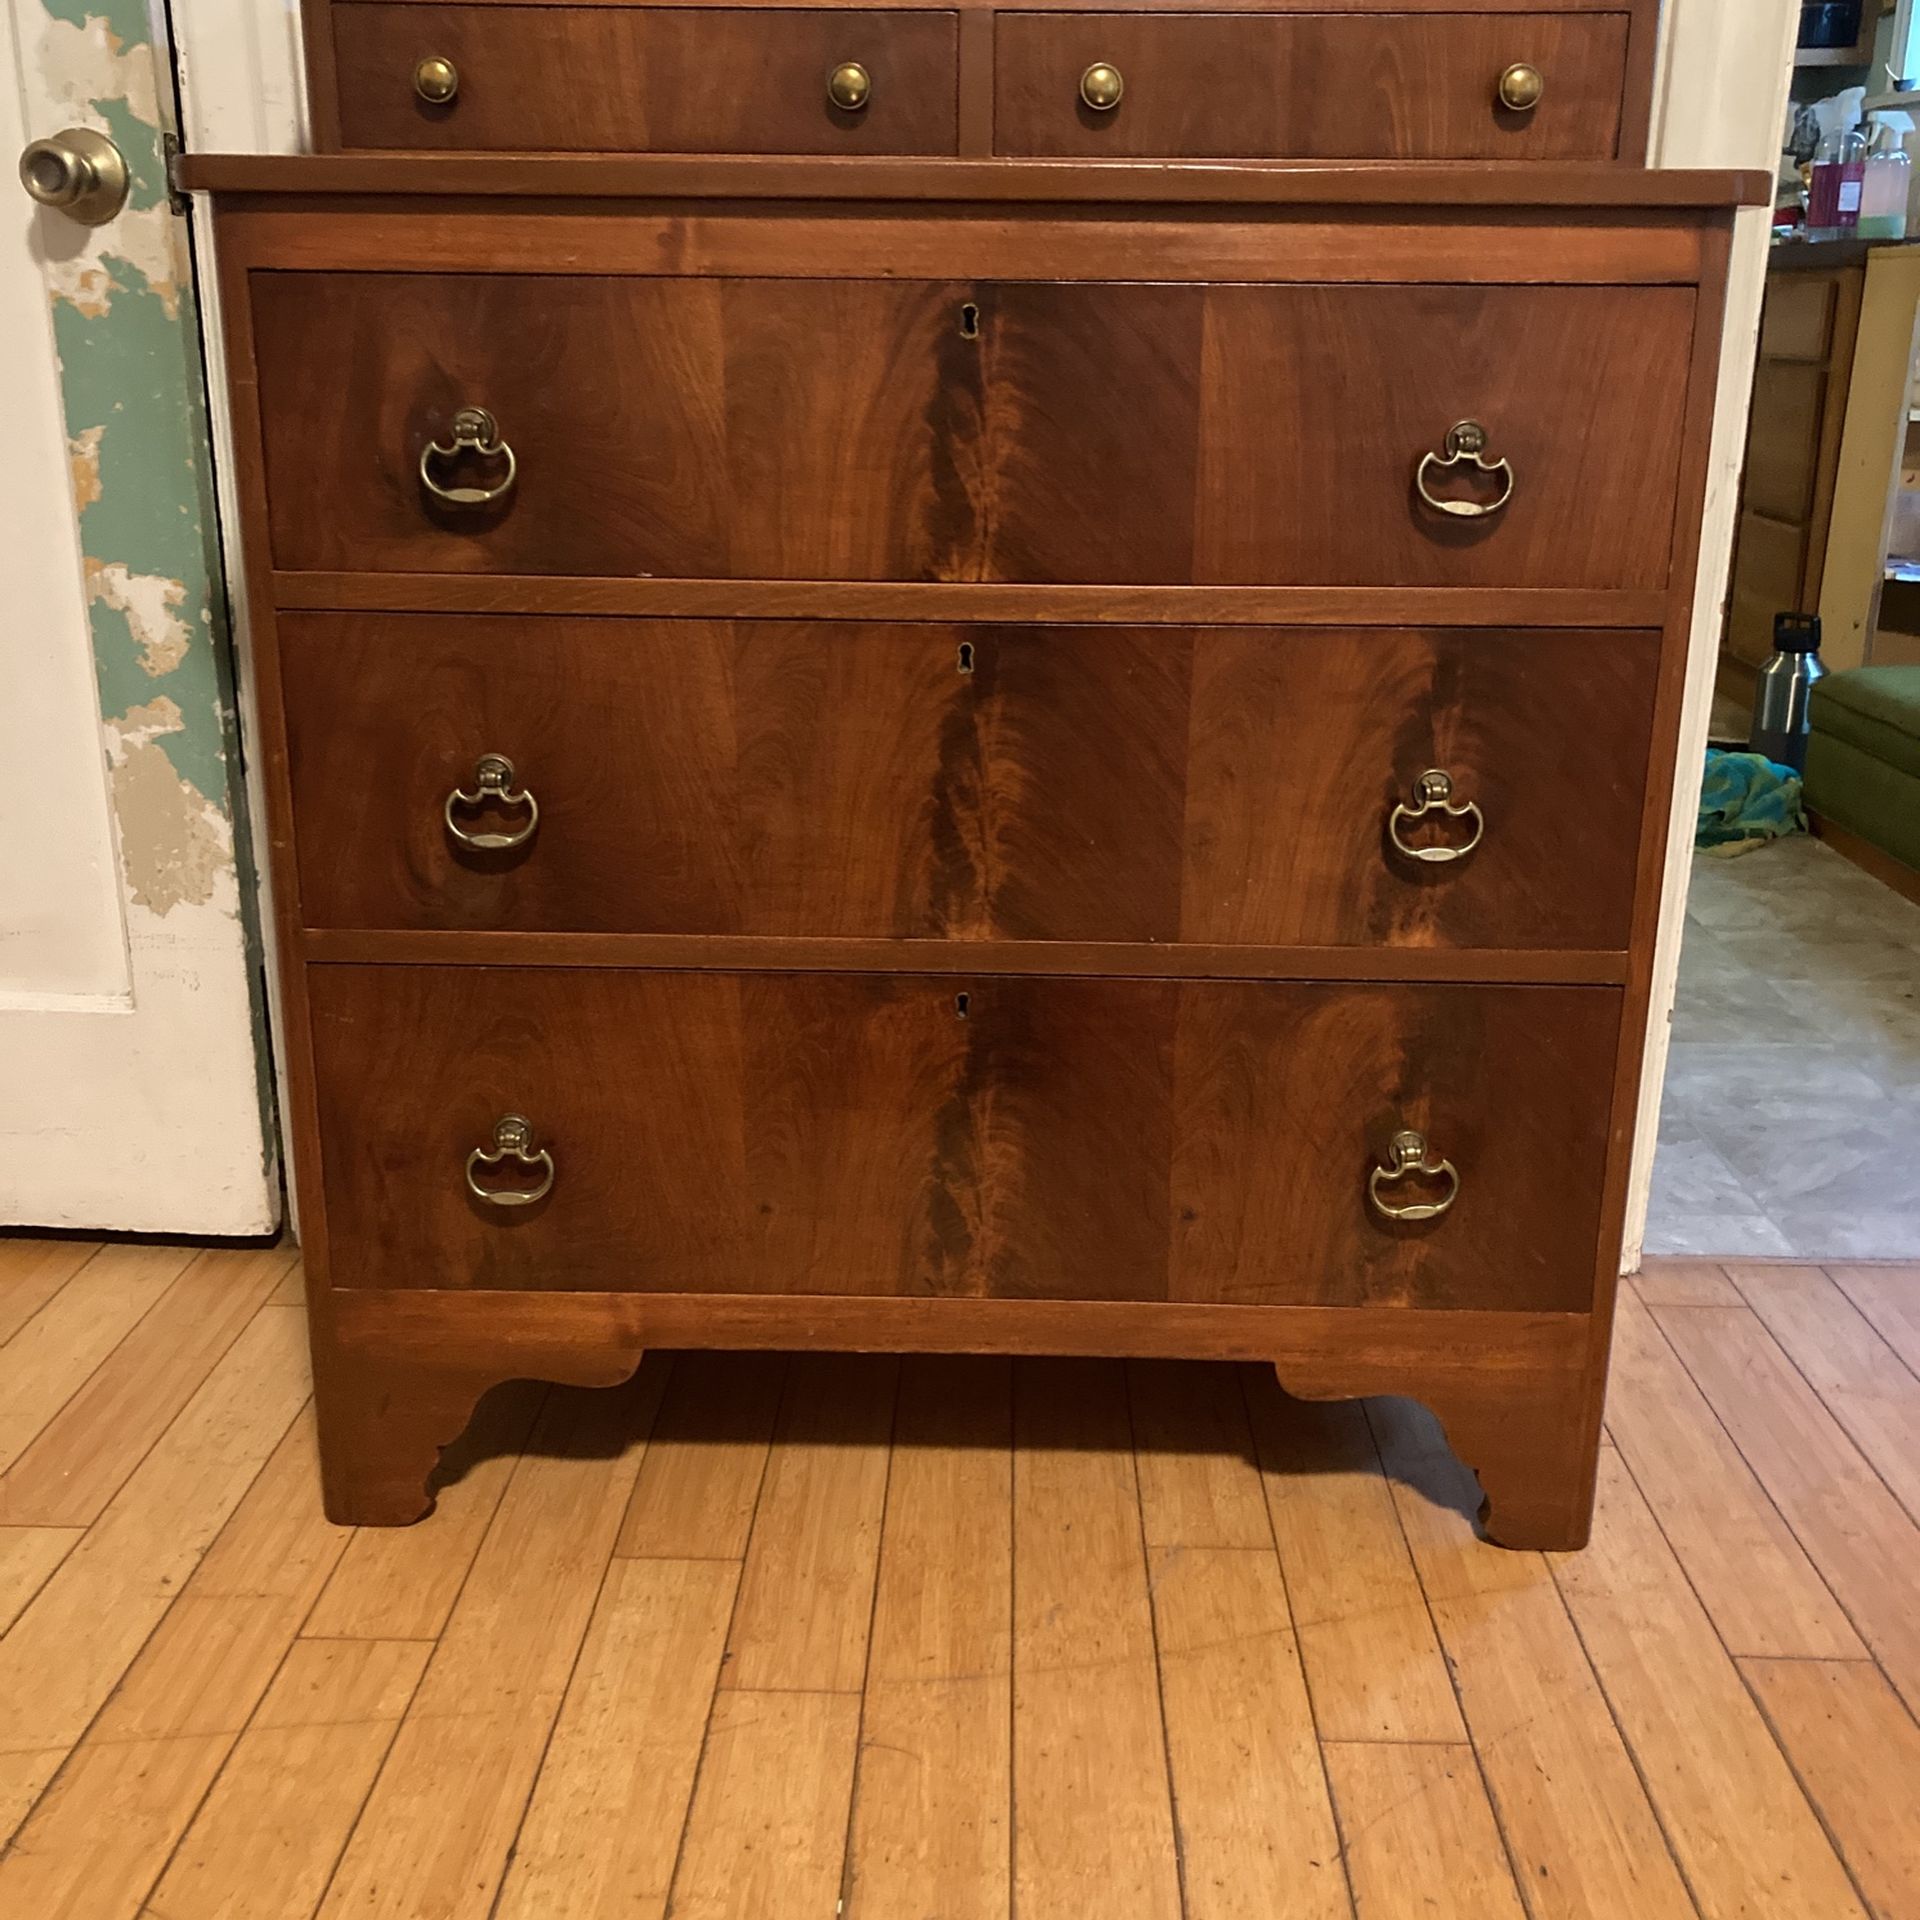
left=329, top=5, right=959, bottom=154
left=994, top=12, right=1629, bottom=160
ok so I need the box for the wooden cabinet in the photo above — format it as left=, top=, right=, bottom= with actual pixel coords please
left=184, top=3, right=1754, bottom=1554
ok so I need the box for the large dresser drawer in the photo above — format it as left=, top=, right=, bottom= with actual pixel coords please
left=330, top=6, right=961, bottom=154
left=309, top=966, right=1620, bottom=1310
left=995, top=12, right=1629, bottom=160
left=282, top=615, right=1657, bottom=950
left=250, top=272, right=1695, bottom=588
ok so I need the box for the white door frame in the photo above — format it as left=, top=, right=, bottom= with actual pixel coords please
left=2, top=0, right=277, bottom=1232
left=163, top=0, right=1797, bottom=1267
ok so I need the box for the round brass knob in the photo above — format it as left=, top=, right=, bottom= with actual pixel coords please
left=18, top=127, right=128, bottom=227
left=1495, top=62, right=1544, bottom=113
left=827, top=62, right=872, bottom=111
left=1080, top=61, right=1125, bottom=111
left=413, top=55, right=459, bottom=105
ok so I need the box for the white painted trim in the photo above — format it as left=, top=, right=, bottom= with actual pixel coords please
left=1621, top=0, right=1801, bottom=1269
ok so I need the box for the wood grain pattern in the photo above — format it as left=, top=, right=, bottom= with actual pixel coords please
left=250, top=271, right=1694, bottom=590
left=305, top=966, right=1620, bottom=1312
left=845, top=1355, right=1011, bottom=1920
left=0, top=1237, right=97, bottom=1347
left=1012, top=1359, right=1181, bottom=1920
left=1548, top=1446, right=1868, bottom=1920
left=1324, top=1742, right=1526, bottom=1920
left=281, top=616, right=1657, bottom=952
left=995, top=12, right=1628, bottom=160
left=1742, top=1657, right=1920, bottom=1920
left=1243, top=1369, right=1464, bottom=1744
left=333, top=6, right=960, bottom=154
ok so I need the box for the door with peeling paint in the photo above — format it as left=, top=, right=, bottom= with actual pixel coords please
left=1, top=0, right=276, bottom=1229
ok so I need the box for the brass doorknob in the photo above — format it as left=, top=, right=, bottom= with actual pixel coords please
left=413, top=55, right=459, bottom=104
left=1080, top=62, right=1125, bottom=111
left=1496, top=62, right=1544, bottom=112
left=827, top=62, right=872, bottom=111
left=18, top=127, right=128, bottom=226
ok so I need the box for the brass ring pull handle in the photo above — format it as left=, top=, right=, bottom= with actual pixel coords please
left=466, top=1114, right=555, bottom=1208
left=1368, top=1129, right=1461, bottom=1223
left=1388, top=769, right=1485, bottom=865
left=1080, top=62, right=1124, bottom=110
left=1496, top=62, right=1544, bottom=112
left=444, top=753, right=539, bottom=850
left=413, top=55, right=459, bottom=103
left=1414, top=420, right=1514, bottom=520
left=827, top=61, right=872, bottom=110
left=419, top=407, right=517, bottom=508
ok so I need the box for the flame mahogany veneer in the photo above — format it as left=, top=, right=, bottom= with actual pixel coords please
left=185, top=17, right=1758, bottom=1547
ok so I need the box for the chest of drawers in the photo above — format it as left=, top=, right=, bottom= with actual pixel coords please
left=185, top=26, right=1758, bottom=1549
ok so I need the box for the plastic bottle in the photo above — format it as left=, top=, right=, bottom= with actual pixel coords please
left=1749, top=614, right=1829, bottom=772
left=1807, top=121, right=1869, bottom=241
left=1859, top=118, right=1912, bottom=239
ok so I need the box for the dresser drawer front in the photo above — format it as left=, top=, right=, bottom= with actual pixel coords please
left=283, top=615, right=1655, bottom=950
left=331, top=5, right=960, bottom=154
left=995, top=12, right=1627, bottom=160
left=310, top=967, right=1619, bottom=1310
left=251, top=272, right=1694, bottom=588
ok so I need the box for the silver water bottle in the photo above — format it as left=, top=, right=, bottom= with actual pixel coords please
left=1749, top=613, right=1828, bottom=772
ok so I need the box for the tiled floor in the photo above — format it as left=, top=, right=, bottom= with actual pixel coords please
left=1648, top=831, right=1920, bottom=1258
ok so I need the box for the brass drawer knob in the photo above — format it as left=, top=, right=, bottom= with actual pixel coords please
left=466, top=1114, right=555, bottom=1208
left=445, top=753, right=539, bottom=850
left=413, top=55, right=459, bottom=105
left=1414, top=419, right=1514, bottom=519
left=1080, top=62, right=1125, bottom=111
left=827, top=62, right=872, bottom=111
left=1369, top=1130, right=1460, bottom=1223
left=1388, top=769, right=1484, bottom=865
left=419, top=406, right=517, bottom=508
left=1496, top=62, right=1544, bottom=113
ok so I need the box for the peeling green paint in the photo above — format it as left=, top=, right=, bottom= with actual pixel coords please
left=34, top=0, right=240, bottom=851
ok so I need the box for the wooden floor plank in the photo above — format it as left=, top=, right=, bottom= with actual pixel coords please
left=1369, top=1396, right=1696, bottom=1920
left=493, top=1557, right=738, bottom=1920
left=1630, top=1261, right=1744, bottom=1309
left=315, top=1372, right=666, bottom=1920
left=1603, top=1288, right=1864, bottom=1660
left=1012, top=1358, right=1181, bottom=1920
left=0, top=1244, right=294, bottom=1527
left=1150, top=1545, right=1348, bottom=1920
left=1741, top=1656, right=1920, bottom=1920
left=616, top=1351, right=781, bottom=1560
left=1324, top=1743, right=1526, bottom=1920
left=666, top=1689, right=862, bottom=1920
left=1128, top=1359, right=1274, bottom=1550
left=1550, top=1445, right=1868, bottom=1920
left=1727, top=1263, right=1920, bottom=1524
left=302, top=1379, right=546, bottom=1641
left=0, top=1300, right=307, bottom=1843
left=0, top=1527, right=82, bottom=1638
left=1244, top=1372, right=1465, bottom=1745
left=845, top=1356, right=1012, bottom=1920
left=0, top=1239, right=99, bottom=1347
left=1651, top=1300, right=1920, bottom=1713
left=720, top=1353, right=896, bottom=1694
left=1827, top=1262, right=1920, bottom=1376
left=0, top=1244, right=193, bottom=1481
left=145, top=1637, right=432, bottom=1920
left=0, top=1410, right=350, bottom=1917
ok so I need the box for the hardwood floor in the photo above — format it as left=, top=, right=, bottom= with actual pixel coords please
left=1, top=1242, right=1918, bottom=1918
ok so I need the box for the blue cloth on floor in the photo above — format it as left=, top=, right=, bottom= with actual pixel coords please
left=1696, top=748, right=1805, bottom=856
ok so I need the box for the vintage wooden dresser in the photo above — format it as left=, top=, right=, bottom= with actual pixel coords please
left=181, top=0, right=1760, bottom=1549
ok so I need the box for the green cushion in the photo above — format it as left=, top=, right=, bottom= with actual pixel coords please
left=1810, top=666, right=1920, bottom=784
left=1804, top=730, right=1920, bottom=873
